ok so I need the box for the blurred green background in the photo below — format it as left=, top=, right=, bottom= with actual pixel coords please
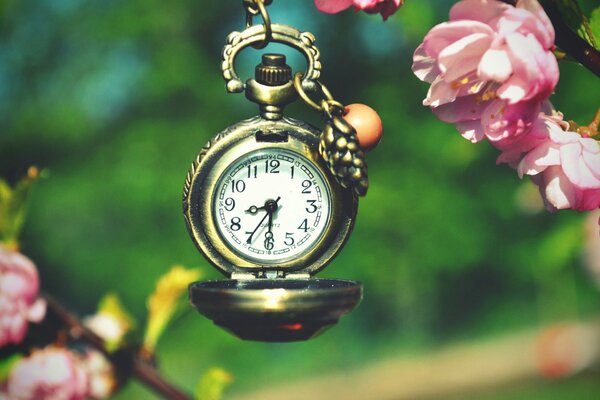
left=1, top=0, right=599, bottom=398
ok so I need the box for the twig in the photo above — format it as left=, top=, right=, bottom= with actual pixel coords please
left=569, top=107, right=600, bottom=137
left=542, top=0, right=600, bottom=78
left=44, top=295, right=192, bottom=400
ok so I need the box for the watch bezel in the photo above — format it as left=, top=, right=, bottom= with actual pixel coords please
left=183, top=116, right=357, bottom=276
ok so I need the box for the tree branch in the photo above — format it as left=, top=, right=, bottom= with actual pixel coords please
left=44, top=295, right=192, bottom=400
left=543, top=0, right=600, bottom=78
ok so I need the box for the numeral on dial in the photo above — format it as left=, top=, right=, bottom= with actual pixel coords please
left=298, top=219, right=309, bottom=232
left=265, top=160, right=280, bottom=174
left=305, top=200, right=317, bottom=213
left=301, top=180, right=312, bottom=194
left=230, top=217, right=241, bottom=231
left=284, top=233, right=295, bottom=245
left=264, top=232, right=274, bottom=250
left=231, top=180, right=246, bottom=193
left=224, top=197, right=235, bottom=211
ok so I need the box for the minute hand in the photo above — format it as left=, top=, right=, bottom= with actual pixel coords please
left=246, top=211, right=270, bottom=244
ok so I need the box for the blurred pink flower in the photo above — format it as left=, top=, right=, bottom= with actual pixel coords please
left=412, top=0, right=558, bottom=143
left=314, top=0, right=403, bottom=20
left=536, top=322, right=600, bottom=378
left=0, top=247, right=46, bottom=347
left=515, top=114, right=600, bottom=211
left=80, top=350, right=116, bottom=399
left=4, top=347, right=89, bottom=400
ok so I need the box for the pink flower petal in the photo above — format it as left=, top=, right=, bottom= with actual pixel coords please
left=496, top=117, right=549, bottom=165
left=582, top=143, right=600, bottom=180
left=548, top=125, right=580, bottom=144
left=438, top=32, right=492, bottom=81
left=27, top=298, right=47, bottom=323
left=483, top=99, right=539, bottom=142
left=423, top=20, right=493, bottom=59
left=517, top=141, right=559, bottom=177
left=355, top=0, right=403, bottom=20
left=516, top=0, right=554, bottom=48
left=314, top=0, right=354, bottom=14
left=450, top=0, right=511, bottom=24
left=580, top=137, right=600, bottom=153
left=7, top=348, right=89, bottom=400
left=412, top=44, right=440, bottom=83
left=424, top=76, right=458, bottom=107
left=560, top=143, right=600, bottom=189
left=431, top=93, right=484, bottom=123
left=500, top=33, right=557, bottom=102
left=542, top=166, right=577, bottom=210
left=1, top=248, right=44, bottom=348
left=578, top=188, right=600, bottom=211
left=496, top=75, right=528, bottom=103
left=478, top=48, right=513, bottom=81
left=456, top=120, right=486, bottom=143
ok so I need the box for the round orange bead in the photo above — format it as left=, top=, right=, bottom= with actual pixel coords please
left=343, top=103, right=383, bottom=151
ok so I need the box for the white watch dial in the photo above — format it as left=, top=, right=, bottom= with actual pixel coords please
left=213, top=148, right=331, bottom=264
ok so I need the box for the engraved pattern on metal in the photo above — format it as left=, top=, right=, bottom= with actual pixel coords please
left=222, top=24, right=321, bottom=93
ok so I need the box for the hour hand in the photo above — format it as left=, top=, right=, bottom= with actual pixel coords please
left=245, top=205, right=266, bottom=215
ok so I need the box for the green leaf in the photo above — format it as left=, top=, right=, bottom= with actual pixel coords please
left=194, top=368, right=233, bottom=400
left=0, top=353, right=23, bottom=381
left=0, top=167, right=43, bottom=248
left=590, top=6, right=600, bottom=46
left=550, top=0, right=598, bottom=49
left=142, top=265, right=202, bottom=354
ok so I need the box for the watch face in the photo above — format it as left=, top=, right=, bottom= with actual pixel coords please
left=213, top=148, right=331, bottom=264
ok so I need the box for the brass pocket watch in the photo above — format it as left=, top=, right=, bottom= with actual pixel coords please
left=183, top=3, right=370, bottom=342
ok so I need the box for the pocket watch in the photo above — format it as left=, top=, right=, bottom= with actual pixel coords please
left=183, top=16, right=369, bottom=342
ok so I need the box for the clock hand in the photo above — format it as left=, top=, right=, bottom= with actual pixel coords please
left=267, top=210, right=273, bottom=234
left=245, top=205, right=265, bottom=215
left=264, top=197, right=281, bottom=250
left=246, top=197, right=281, bottom=244
left=246, top=211, right=269, bottom=244
left=267, top=197, right=280, bottom=232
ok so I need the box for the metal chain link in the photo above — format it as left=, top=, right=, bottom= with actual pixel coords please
left=243, top=0, right=273, bottom=49
left=293, top=73, right=346, bottom=119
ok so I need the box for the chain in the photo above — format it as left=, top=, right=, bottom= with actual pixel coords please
left=243, top=0, right=273, bottom=49
left=293, top=73, right=346, bottom=119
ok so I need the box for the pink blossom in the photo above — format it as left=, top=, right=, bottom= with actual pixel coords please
left=515, top=114, right=600, bottom=212
left=4, top=347, right=89, bottom=400
left=80, top=350, right=116, bottom=399
left=314, top=0, right=403, bottom=20
left=0, top=247, right=46, bottom=347
left=412, top=0, right=558, bottom=143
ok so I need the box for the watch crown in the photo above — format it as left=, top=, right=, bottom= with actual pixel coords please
left=255, top=54, right=292, bottom=86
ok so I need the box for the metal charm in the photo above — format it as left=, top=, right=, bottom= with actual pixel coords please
left=222, top=23, right=321, bottom=93
left=320, top=114, right=369, bottom=197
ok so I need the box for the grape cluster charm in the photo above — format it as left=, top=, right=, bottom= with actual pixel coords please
left=319, top=112, right=369, bottom=196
